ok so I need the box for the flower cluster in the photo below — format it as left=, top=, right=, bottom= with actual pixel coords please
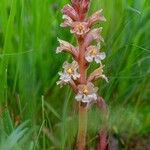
left=56, top=0, right=108, bottom=104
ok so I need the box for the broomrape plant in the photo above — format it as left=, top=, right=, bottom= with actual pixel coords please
left=56, top=0, right=109, bottom=149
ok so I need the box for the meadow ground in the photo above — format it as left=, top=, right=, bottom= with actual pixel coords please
left=0, top=0, right=150, bottom=149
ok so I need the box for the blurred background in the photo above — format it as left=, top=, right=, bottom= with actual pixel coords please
left=0, top=0, right=150, bottom=149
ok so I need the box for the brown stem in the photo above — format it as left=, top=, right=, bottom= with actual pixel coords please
left=76, top=103, right=88, bottom=150
left=97, top=97, right=109, bottom=150
left=76, top=37, right=88, bottom=150
left=97, top=129, right=108, bottom=150
left=78, top=38, right=87, bottom=84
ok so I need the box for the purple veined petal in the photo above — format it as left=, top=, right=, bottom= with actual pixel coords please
left=57, top=38, right=78, bottom=58
left=88, top=9, right=106, bottom=27
left=71, top=0, right=90, bottom=17
left=80, top=0, right=90, bottom=15
left=60, top=15, right=73, bottom=27
left=61, top=4, right=79, bottom=21
left=57, top=38, right=73, bottom=52
left=84, top=28, right=103, bottom=47
left=71, top=0, right=80, bottom=12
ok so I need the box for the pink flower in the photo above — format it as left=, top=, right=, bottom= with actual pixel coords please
left=80, top=0, right=90, bottom=15
left=60, top=15, right=73, bottom=27
left=71, top=22, right=90, bottom=35
left=71, top=0, right=90, bottom=13
left=61, top=17, right=90, bottom=35
left=61, top=4, right=79, bottom=21
left=84, top=28, right=104, bottom=47
left=56, top=72, right=71, bottom=87
left=85, top=45, right=106, bottom=63
left=71, top=0, right=90, bottom=18
left=57, top=61, right=80, bottom=87
left=88, top=65, right=108, bottom=83
left=56, top=38, right=78, bottom=58
left=75, top=82, right=98, bottom=103
left=88, top=10, right=106, bottom=27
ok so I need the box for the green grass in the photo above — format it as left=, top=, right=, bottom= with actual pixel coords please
left=0, top=0, right=150, bottom=149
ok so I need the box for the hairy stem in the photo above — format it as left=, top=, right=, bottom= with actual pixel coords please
left=76, top=103, right=88, bottom=150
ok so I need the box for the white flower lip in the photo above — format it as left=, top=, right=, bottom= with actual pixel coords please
left=75, top=82, right=98, bottom=103
left=75, top=93, right=97, bottom=103
left=85, top=45, right=106, bottom=64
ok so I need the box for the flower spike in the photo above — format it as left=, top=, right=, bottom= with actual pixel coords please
left=56, top=0, right=108, bottom=149
left=57, top=0, right=107, bottom=104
